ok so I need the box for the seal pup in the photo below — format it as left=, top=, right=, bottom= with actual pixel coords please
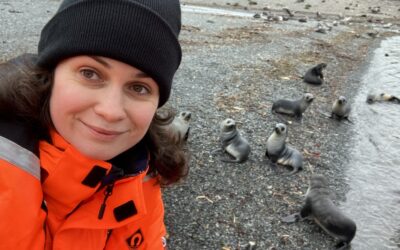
left=366, top=93, right=400, bottom=104
left=265, top=123, right=303, bottom=174
left=282, top=174, right=357, bottom=250
left=303, top=63, right=327, bottom=85
left=331, top=96, right=351, bottom=121
left=218, top=118, right=251, bottom=163
left=272, top=93, right=314, bottom=121
left=166, top=111, right=191, bottom=144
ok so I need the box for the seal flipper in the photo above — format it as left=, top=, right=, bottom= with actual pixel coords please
left=335, top=241, right=350, bottom=250
left=220, top=157, right=245, bottom=163
left=282, top=212, right=301, bottom=223
left=344, top=117, right=354, bottom=125
left=294, top=113, right=303, bottom=123
left=300, top=200, right=312, bottom=219
left=264, top=151, right=279, bottom=171
left=211, top=148, right=223, bottom=154
left=272, top=110, right=291, bottom=124
left=388, top=96, right=400, bottom=103
left=286, top=167, right=301, bottom=175
left=184, top=127, right=190, bottom=141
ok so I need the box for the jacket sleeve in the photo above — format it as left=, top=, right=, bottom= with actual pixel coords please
left=0, top=118, right=46, bottom=249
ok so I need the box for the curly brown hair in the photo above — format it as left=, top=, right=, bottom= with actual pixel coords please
left=0, top=54, right=188, bottom=185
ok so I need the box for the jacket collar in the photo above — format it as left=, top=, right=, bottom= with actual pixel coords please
left=48, top=130, right=149, bottom=178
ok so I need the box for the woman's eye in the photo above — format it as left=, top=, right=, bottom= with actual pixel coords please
left=130, top=84, right=150, bottom=95
left=80, top=69, right=100, bottom=80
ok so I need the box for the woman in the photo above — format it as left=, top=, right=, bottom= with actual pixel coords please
left=0, top=0, right=188, bottom=249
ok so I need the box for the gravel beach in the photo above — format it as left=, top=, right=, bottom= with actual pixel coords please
left=1, top=0, right=399, bottom=249
left=162, top=1, right=400, bottom=250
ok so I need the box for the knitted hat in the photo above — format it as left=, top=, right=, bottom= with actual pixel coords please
left=37, top=0, right=182, bottom=107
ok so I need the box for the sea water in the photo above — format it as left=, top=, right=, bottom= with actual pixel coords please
left=342, top=36, right=400, bottom=250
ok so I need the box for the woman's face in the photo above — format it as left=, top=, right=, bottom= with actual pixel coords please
left=50, top=56, right=159, bottom=160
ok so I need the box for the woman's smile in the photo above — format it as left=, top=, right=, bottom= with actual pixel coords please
left=80, top=120, right=126, bottom=140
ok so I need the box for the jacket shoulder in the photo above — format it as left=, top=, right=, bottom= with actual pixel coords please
left=0, top=117, right=40, bottom=156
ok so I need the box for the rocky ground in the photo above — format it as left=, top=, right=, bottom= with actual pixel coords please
left=162, top=2, right=400, bottom=250
left=1, top=0, right=399, bottom=249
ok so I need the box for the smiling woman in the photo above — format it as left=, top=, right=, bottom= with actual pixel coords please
left=0, top=0, right=187, bottom=250
left=51, top=56, right=160, bottom=160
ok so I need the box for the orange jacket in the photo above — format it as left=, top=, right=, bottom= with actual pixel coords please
left=0, top=122, right=46, bottom=249
left=0, top=126, right=167, bottom=250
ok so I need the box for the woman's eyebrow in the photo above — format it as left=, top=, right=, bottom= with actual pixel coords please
left=89, top=56, right=111, bottom=68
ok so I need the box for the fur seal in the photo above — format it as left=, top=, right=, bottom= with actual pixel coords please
left=282, top=174, right=357, bottom=250
left=272, top=93, right=314, bottom=120
left=218, top=118, right=251, bottom=163
left=331, top=96, right=351, bottom=120
left=166, top=111, right=191, bottom=144
left=366, top=93, right=400, bottom=104
left=265, top=123, right=303, bottom=174
left=303, top=63, right=327, bottom=85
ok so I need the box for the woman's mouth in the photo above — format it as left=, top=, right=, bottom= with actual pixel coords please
left=80, top=120, right=126, bottom=140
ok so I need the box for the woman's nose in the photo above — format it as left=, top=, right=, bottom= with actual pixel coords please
left=93, top=89, right=126, bottom=122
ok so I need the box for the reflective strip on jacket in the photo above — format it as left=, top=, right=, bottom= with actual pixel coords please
left=0, top=135, right=46, bottom=250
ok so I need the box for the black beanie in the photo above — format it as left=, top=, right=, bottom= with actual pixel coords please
left=37, top=0, right=182, bottom=107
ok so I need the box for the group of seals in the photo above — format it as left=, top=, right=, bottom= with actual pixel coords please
left=217, top=118, right=251, bottom=163
left=282, top=174, right=357, bottom=249
left=303, top=63, right=327, bottom=85
left=272, top=93, right=314, bottom=121
left=180, top=61, right=358, bottom=248
left=366, top=92, right=400, bottom=104
left=216, top=120, right=304, bottom=175
left=265, top=123, right=303, bottom=174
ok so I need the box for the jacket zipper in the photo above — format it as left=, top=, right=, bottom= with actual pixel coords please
left=98, top=183, right=115, bottom=219
left=97, top=165, right=147, bottom=220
